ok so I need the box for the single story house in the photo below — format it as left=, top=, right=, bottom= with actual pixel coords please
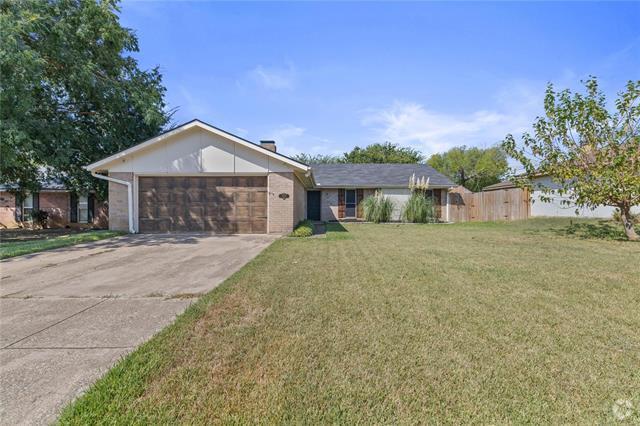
left=483, top=177, right=639, bottom=218
left=86, top=119, right=456, bottom=234
left=0, top=178, right=107, bottom=229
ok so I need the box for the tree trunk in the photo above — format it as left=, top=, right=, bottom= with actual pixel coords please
left=619, top=204, right=638, bottom=241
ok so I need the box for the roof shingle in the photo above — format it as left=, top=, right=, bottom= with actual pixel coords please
left=311, top=163, right=455, bottom=188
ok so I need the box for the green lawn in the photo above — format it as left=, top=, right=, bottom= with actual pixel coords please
left=0, top=230, right=123, bottom=259
left=59, top=219, right=640, bottom=424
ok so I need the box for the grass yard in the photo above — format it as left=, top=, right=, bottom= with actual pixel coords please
left=59, top=219, right=640, bottom=424
left=0, top=230, right=123, bottom=259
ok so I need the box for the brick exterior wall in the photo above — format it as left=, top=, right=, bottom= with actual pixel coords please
left=293, top=174, right=307, bottom=225
left=93, top=200, right=109, bottom=228
left=268, top=172, right=296, bottom=234
left=108, top=172, right=133, bottom=232
left=0, top=191, right=106, bottom=229
left=39, top=192, right=70, bottom=227
left=0, top=192, right=18, bottom=228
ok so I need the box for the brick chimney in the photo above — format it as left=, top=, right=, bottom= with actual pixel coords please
left=260, top=140, right=276, bottom=152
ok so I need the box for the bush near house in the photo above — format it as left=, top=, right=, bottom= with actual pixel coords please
left=402, top=193, right=437, bottom=223
left=362, top=192, right=394, bottom=223
left=31, top=210, right=49, bottom=228
left=289, top=220, right=314, bottom=237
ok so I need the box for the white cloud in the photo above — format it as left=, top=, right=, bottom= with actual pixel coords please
left=263, top=124, right=342, bottom=157
left=248, top=63, right=296, bottom=90
left=361, top=83, right=543, bottom=157
left=267, top=124, right=305, bottom=143
left=177, top=86, right=215, bottom=120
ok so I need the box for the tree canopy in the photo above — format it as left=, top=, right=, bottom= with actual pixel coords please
left=294, top=142, right=423, bottom=164
left=503, top=78, right=640, bottom=240
left=0, top=0, right=171, bottom=197
left=291, top=153, right=342, bottom=164
left=342, top=142, right=423, bottom=164
left=426, top=146, right=508, bottom=192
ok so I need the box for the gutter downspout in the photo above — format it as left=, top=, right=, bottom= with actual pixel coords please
left=90, top=171, right=135, bottom=233
left=446, top=189, right=450, bottom=222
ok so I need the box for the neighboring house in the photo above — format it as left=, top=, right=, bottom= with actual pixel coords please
left=0, top=178, right=107, bottom=229
left=483, top=177, right=639, bottom=218
left=86, top=119, right=456, bottom=234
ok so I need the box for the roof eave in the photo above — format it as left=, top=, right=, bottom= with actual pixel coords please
left=85, top=119, right=310, bottom=173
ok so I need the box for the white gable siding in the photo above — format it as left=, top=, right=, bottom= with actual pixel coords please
left=234, top=143, right=269, bottom=173
left=529, top=176, right=640, bottom=218
left=200, top=130, right=235, bottom=173
left=108, top=128, right=295, bottom=174
left=167, top=128, right=202, bottom=172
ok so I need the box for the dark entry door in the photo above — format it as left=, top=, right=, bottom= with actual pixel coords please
left=307, top=191, right=321, bottom=221
left=345, top=189, right=356, bottom=218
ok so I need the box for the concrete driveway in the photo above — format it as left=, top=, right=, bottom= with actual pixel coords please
left=0, top=233, right=277, bottom=425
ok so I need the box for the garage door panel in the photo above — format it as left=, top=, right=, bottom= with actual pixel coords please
left=251, top=205, right=267, bottom=218
left=206, top=221, right=236, bottom=233
left=236, top=205, right=251, bottom=218
left=236, top=192, right=251, bottom=203
left=204, top=207, right=231, bottom=219
left=139, top=202, right=155, bottom=218
left=251, top=190, right=267, bottom=202
left=204, top=177, right=233, bottom=188
left=206, top=192, right=233, bottom=204
left=187, top=205, right=205, bottom=217
left=236, top=221, right=253, bottom=234
left=186, top=189, right=205, bottom=203
left=157, top=204, right=172, bottom=217
left=139, top=176, right=267, bottom=233
left=251, top=219, right=267, bottom=233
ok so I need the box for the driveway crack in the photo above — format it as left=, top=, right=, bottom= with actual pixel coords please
left=2, top=299, right=107, bottom=349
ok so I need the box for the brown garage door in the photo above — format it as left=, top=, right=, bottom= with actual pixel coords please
left=138, top=176, right=267, bottom=233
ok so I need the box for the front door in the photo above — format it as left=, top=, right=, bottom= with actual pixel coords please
left=307, top=191, right=321, bottom=221
left=345, top=189, right=356, bottom=218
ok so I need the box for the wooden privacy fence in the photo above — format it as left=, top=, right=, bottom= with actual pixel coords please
left=449, top=187, right=530, bottom=222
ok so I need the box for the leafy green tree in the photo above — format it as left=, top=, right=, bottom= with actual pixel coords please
left=0, top=0, right=171, bottom=197
left=342, top=142, right=422, bottom=164
left=427, top=146, right=508, bottom=192
left=292, top=153, right=341, bottom=164
left=503, top=78, right=640, bottom=241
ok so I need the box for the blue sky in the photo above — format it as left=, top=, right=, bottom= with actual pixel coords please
left=120, top=1, right=640, bottom=159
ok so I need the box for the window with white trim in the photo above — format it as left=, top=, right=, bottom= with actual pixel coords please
left=78, top=195, right=89, bottom=223
left=22, top=193, right=34, bottom=222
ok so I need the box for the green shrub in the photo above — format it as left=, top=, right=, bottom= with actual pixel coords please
left=32, top=209, right=49, bottom=228
left=363, top=192, right=394, bottom=223
left=402, top=193, right=436, bottom=223
left=289, top=220, right=314, bottom=237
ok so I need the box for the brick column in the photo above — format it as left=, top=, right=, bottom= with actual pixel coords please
left=268, top=172, right=295, bottom=234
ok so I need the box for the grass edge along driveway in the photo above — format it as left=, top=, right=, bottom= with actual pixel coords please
left=0, top=230, right=123, bottom=259
left=58, top=219, right=640, bottom=424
